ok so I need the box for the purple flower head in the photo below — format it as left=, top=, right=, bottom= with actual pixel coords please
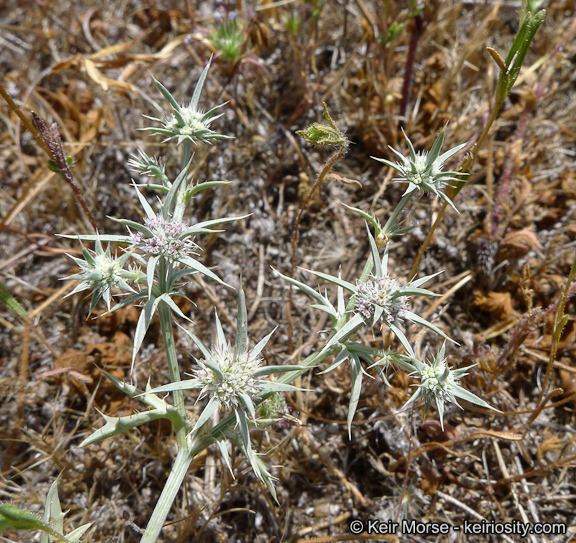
left=132, top=214, right=197, bottom=262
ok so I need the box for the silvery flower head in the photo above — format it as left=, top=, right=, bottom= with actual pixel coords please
left=354, top=275, right=409, bottom=326
left=64, top=237, right=138, bottom=316
left=144, top=289, right=301, bottom=451
left=142, top=56, right=231, bottom=145
left=405, top=342, right=499, bottom=430
left=373, top=128, right=467, bottom=211
left=194, top=341, right=263, bottom=412
left=349, top=233, right=451, bottom=354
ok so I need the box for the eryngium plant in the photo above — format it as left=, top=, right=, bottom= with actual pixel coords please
left=60, top=56, right=499, bottom=543
left=61, top=58, right=257, bottom=543
left=404, top=341, right=496, bottom=430
left=142, top=57, right=231, bottom=146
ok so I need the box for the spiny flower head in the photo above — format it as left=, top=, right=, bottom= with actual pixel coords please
left=406, top=342, right=499, bottom=429
left=64, top=237, right=139, bottom=315
left=132, top=214, right=198, bottom=262
left=142, top=289, right=301, bottom=476
left=349, top=243, right=443, bottom=352
left=354, top=275, right=409, bottom=325
left=127, top=148, right=167, bottom=182
left=194, top=344, right=262, bottom=411
left=373, top=128, right=467, bottom=211
left=141, top=56, right=231, bottom=145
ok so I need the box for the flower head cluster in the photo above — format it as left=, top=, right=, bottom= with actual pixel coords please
left=142, top=57, right=231, bottom=145
left=406, top=342, right=498, bottom=429
left=373, top=128, right=467, bottom=211
left=65, top=238, right=138, bottom=315
left=354, top=275, right=409, bottom=325
left=132, top=214, right=197, bottom=262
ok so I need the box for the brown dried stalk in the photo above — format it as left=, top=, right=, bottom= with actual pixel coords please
left=30, top=113, right=98, bottom=232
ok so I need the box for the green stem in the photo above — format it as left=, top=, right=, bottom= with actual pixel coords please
left=287, top=141, right=348, bottom=352
left=140, top=448, right=194, bottom=543
left=181, top=141, right=192, bottom=171
left=158, top=302, right=187, bottom=436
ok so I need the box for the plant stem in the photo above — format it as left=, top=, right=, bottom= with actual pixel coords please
left=140, top=448, right=194, bottom=543
left=399, top=14, right=423, bottom=120
left=158, top=302, right=187, bottom=437
left=287, top=142, right=348, bottom=352
left=537, top=251, right=576, bottom=407
left=181, top=141, right=192, bottom=172
left=290, top=144, right=347, bottom=279
left=0, top=81, right=51, bottom=156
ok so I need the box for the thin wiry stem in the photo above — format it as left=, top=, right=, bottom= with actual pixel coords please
left=287, top=142, right=348, bottom=352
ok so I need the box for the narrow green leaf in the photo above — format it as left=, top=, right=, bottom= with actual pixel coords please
left=347, top=354, right=363, bottom=439
left=190, top=55, right=213, bottom=111
left=426, top=129, right=445, bottom=168
left=0, top=280, right=30, bottom=321
left=43, top=479, right=64, bottom=541
left=304, top=269, right=356, bottom=293
left=179, top=256, right=228, bottom=286
left=152, top=76, right=182, bottom=113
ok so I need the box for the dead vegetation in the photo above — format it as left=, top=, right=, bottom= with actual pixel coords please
left=1, top=0, right=576, bottom=542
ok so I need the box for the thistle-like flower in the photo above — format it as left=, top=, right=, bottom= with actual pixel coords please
left=351, top=231, right=450, bottom=353
left=354, top=275, right=409, bottom=325
left=193, top=343, right=263, bottom=413
left=142, top=56, right=231, bottom=145
left=132, top=214, right=198, bottom=262
left=373, top=128, right=466, bottom=211
left=64, top=237, right=139, bottom=316
left=144, top=289, right=301, bottom=476
left=405, top=342, right=498, bottom=429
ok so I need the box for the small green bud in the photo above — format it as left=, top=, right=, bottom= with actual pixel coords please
left=257, top=392, right=286, bottom=420
left=296, top=103, right=348, bottom=148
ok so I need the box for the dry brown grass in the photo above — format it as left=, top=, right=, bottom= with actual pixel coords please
left=1, top=1, right=576, bottom=542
